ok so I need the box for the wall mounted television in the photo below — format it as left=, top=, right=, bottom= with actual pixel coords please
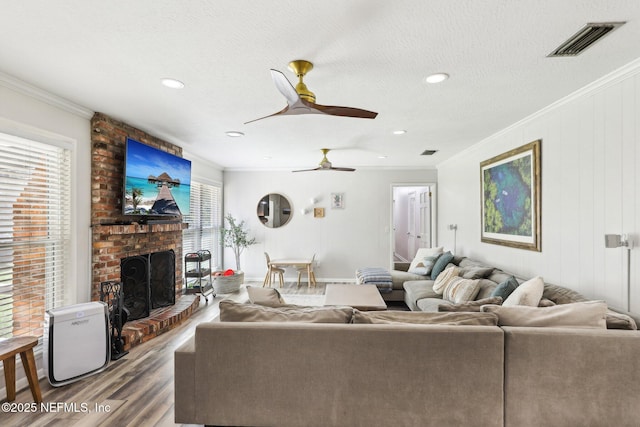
left=123, top=138, right=191, bottom=216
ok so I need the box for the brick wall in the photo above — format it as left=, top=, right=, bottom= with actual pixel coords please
left=90, top=112, right=185, bottom=302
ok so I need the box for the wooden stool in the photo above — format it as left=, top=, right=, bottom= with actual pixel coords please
left=0, top=336, right=42, bottom=403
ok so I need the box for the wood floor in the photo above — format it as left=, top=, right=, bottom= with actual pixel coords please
left=2, top=281, right=326, bottom=427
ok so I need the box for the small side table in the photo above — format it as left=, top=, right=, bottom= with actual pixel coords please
left=0, top=336, right=42, bottom=403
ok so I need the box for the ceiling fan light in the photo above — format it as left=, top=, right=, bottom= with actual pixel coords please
left=225, top=131, right=245, bottom=137
left=161, top=78, right=185, bottom=89
left=425, top=73, right=449, bottom=84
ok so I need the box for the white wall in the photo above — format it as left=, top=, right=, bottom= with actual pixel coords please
left=223, top=169, right=437, bottom=281
left=0, top=75, right=93, bottom=304
left=437, top=58, right=640, bottom=314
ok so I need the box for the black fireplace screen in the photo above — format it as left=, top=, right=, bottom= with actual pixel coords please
left=121, top=250, right=175, bottom=320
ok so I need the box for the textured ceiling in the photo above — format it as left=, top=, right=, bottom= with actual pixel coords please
left=1, top=1, right=639, bottom=171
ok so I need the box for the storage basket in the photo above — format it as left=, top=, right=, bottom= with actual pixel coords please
left=213, top=271, right=244, bottom=294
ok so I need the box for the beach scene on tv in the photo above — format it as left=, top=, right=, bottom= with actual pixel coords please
left=124, top=138, right=191, bottom=216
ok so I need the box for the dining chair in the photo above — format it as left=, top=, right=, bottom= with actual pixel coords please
left=297, top=254, right=317, bottom=287
left=263, top=252, right=285, bottom=288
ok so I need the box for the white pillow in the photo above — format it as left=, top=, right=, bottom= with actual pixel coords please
left=481, top=301, right=608, bottom=329
left=408, top=246, right=444, bottom=272
left=432, top=265, right=459, bottom=295
left=503, top=276, right=544, bottom=307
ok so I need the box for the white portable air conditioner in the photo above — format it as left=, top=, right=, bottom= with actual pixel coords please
left=44, top=301, right=111, bottom=386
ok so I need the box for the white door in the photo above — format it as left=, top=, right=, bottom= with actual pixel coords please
left=407, top=192, right=417, bottom=258
left=418, top=188, right=432, bottom=248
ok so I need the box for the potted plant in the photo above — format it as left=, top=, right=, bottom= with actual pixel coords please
left=221, top=213, right=257, bottom=272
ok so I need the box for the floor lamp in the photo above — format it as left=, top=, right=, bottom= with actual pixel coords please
left=605, top=234, right=633, bottom=312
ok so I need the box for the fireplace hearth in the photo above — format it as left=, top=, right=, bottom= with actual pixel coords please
left=121, top=250, right=176, bottom=320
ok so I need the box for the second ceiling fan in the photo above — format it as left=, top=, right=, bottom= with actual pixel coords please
left=246, top=60, right=378, bottom=124
left=293, top=149, right=356, bottom=172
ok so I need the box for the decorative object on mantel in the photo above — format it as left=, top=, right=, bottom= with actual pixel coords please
left=221, top=214, right=257, bottom=273
left=480, top=139, right=541, bottom=252
left=331, top=193, right=344, bottom=209
left=314, top=207, right=325, bottom=218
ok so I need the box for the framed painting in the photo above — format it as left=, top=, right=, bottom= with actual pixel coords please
left=331, top=193, right=344, bottom=209
left=480, top=139, right=541, bottom=251
left=313, top=207, right=325, bottom=218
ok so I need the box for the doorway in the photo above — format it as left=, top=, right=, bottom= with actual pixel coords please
left=392, top=184, right=436, bottom=264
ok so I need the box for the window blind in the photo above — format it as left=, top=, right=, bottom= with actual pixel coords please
left=182, top=181, right=222, bottom=282
left=0, top=132, right=71, bottom=339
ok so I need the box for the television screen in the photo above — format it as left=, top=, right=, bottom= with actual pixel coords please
left=123, top=138, right=191, bottom=216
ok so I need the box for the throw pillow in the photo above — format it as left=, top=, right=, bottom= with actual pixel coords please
left=460, top=266, right=495, bottom=280
left=442, top=277, right=481, bottom=304
left=430, top=251, right=454, bottom=279
left=408, top=247, right=444, bottom=272
left=408, top=254, right=441, bottom=276
left=352, top=310, right=499, bottom=326
left=605, top=310, right=638, bottom=330
left=219, top=300, right=353, bottom=323
left=502, top=276, right=544, bottom=307
left=491, top=276, right=519, bottom=300
left=438, top=296, right=503, bottom=312
left=538, top=298, right=556, bottom=307
left=432, top=265, right=460, bottom=295
left=246, top=285, right=285, bottom=307
left=480, top=300, right=608, bottom=329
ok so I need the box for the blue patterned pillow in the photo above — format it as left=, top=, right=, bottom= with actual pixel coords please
left=491, top=276, right=519, bottom=299
left=430, top=251, right=454, bottom=280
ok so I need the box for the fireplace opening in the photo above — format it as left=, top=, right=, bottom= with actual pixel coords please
left=121, top=250, right=175, bottom=320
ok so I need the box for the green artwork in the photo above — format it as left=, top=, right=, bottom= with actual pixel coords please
left=483, top=156, right=532, bottom=236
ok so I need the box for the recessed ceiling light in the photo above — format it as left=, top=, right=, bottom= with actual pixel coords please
left=378, top=155, right=387, bottom=159
left=425, top=73, right=449, bottom=84
left=393, top=130, right=407, bottom=135
left=161, top=78, right=185, bottom=89
left=225, top=131, right=244, bottom=137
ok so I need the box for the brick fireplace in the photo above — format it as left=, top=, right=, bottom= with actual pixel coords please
left=90, top=112, right=198, bottom=349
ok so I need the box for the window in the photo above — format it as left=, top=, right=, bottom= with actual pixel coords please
left=182, top=181, right=222, bottom=279
left=0, top=132, right=71, bottom=339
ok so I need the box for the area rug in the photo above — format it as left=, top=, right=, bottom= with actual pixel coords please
left=281, top=294, right=325, bottom=306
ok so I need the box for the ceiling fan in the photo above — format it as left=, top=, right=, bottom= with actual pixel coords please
left=245, top=60, right=378, bottom=124
left=293, top=148, right=356, bottom=172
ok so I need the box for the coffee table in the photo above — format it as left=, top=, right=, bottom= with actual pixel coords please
left=324, top=284, right=387, bottom=311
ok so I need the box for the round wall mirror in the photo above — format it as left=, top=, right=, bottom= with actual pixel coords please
left=257, top=193, right=292, bottom=228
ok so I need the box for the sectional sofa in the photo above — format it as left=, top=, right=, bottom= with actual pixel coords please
left=175, top=296, right=640, bottom=426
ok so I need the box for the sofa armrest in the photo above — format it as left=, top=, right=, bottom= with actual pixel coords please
left=503, top=326, right=640, bottom=427
left=174, top=336, right=196, bottom=423
left=393, top=262, right=410, bottom=272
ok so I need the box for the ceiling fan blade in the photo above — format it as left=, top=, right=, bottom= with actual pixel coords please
left=330, top=167, right=356, bottom=172
left=270, top=69, right=300, bottom=106
left=244, top=105, right=290, bottom=124
left=292, top=167, right=322, bottom=173
left=312, top=103, right=378, bottom=119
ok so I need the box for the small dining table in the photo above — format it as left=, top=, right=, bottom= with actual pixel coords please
left=268, top=258, right=317, bottom=287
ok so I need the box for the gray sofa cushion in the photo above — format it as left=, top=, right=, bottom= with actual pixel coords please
left=353, top=310, right=499, bottom=326
left=417, top=297, right=447, bottom=312
left=391, top=269, right=426, bottom=290
left=403, top=280, right=440, bottom=311
left=219, top=300, right=354, bottom=323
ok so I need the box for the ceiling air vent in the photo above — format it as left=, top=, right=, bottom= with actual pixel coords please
left=421, top=149, right=438, bottom=156
left=548, top=22, right=625, bottom=57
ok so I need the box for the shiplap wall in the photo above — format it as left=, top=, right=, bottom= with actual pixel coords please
left=437, top=59, right=640, bottom=314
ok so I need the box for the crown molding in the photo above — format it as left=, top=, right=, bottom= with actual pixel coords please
left=437, top=56, right=640, bottom=169
left=0, top=71, right=94, bottom=119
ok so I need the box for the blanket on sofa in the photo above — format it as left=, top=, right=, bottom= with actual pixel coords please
left=356, top=267, right=393, bottom=293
